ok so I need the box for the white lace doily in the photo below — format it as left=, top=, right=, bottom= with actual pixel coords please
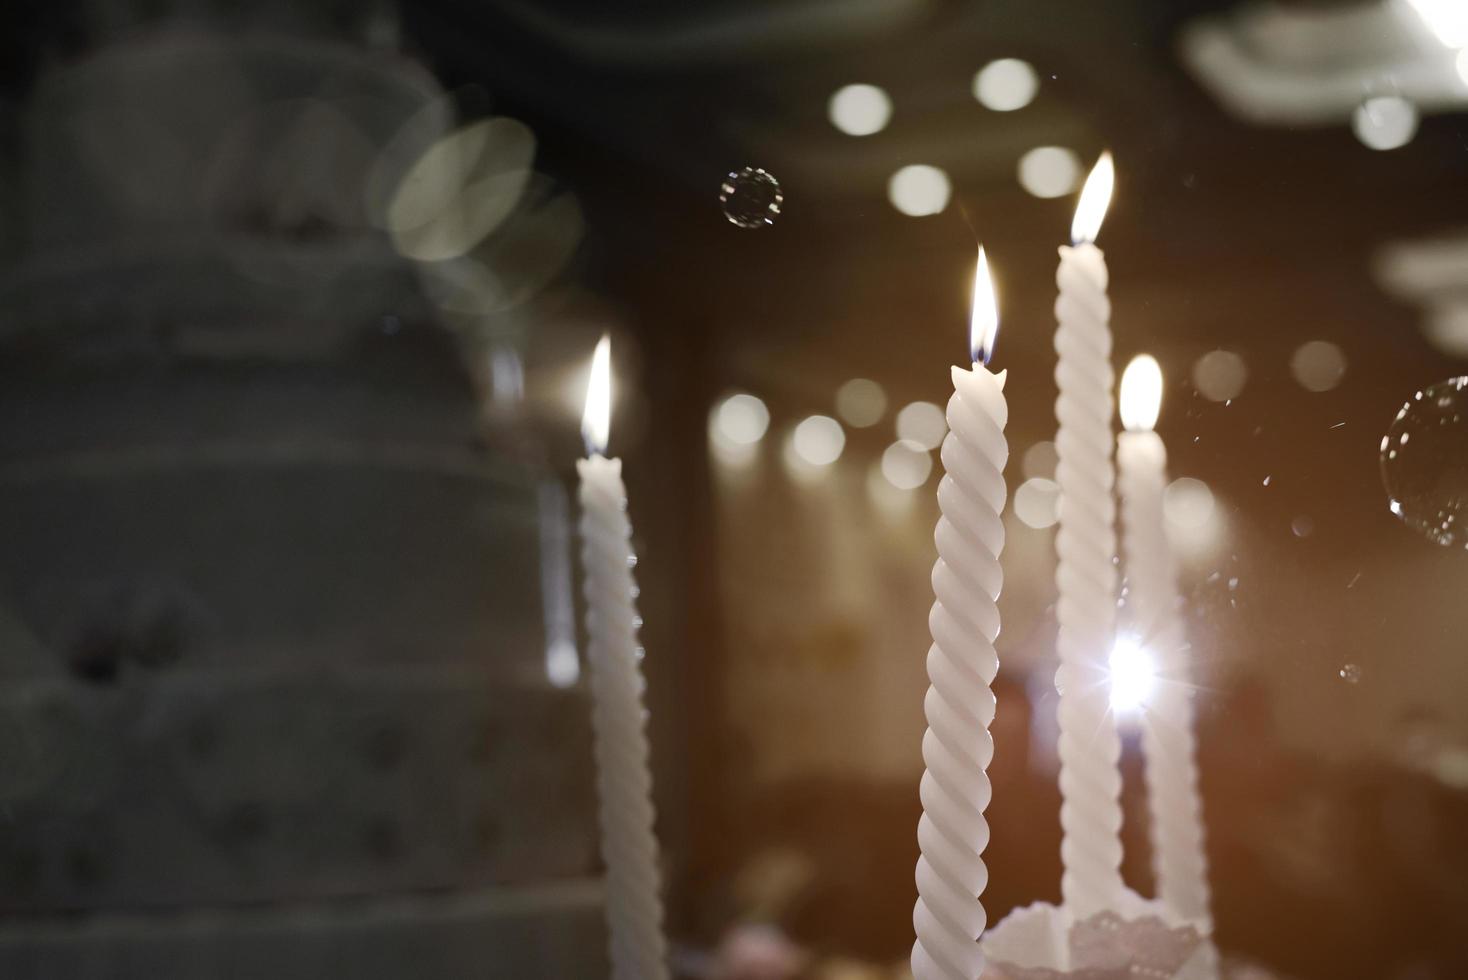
left=982, top=893, right=1213, bottom=980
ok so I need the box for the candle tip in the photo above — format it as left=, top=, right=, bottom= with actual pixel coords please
left=582, top=334, right=612, bottom=455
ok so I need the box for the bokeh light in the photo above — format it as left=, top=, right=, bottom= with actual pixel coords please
left=715, top=392, right=771, bottom=444
left=1192, top=349, right=1248, bottom=402
left=1290, top=340, right=1347, bottom=392
left=387, top=117, right=535, bottom=261
left=1017, top=146, right=1082, bottom=199
left=1014, top=477, right=1060, bottom=529
left=1352, top=97, right=1418, bottom=151
left=1164, top=477, right=1216, bottom=530
left=881, top=440, right=933, bottom=490
left=1425, top=305, right=1468, bottom=358
left=973, top=59, right=1039, bottom=112
left=416, top=179, right=584, bottom=316
left=828, top=84, right=893, bottom=136
left=835, top=378, right=887, bottom=427
left=895, top=401, right=947, bottom=450
left=791, top=415, right=846, bottom=466
left=887, top=165, right=951, bottom=217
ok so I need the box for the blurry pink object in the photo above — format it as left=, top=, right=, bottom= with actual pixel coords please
left=712, top=923, right=807, bottom=980
left=983, top=893, right=1214, bottom=980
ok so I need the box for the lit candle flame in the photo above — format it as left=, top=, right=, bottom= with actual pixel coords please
left=1405, top=0, right=1468, bottom=48
left=1119, top=353, right=1162, bottom=432
left=971, top=245, right=1000, bottom=365
left=1070, top=151, right=1115, bottom=246
left=582, top=333, right=612, bottom=455
left=1109, top=636, right=1156, bottom=715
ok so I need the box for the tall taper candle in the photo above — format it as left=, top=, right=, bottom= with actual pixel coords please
left=577, top=335, right=669, bottom=980
left=1053, top=152, right=1126, bottom=916
left=913, top=248, right=1009, bottom=980
left=1117, top=355, right=1218, bottom=973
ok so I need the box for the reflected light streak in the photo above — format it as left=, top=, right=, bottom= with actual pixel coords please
left=537, top=480, right=580, bottom=689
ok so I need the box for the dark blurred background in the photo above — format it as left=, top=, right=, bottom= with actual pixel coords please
left=0, top=0, right=1467, bottom=977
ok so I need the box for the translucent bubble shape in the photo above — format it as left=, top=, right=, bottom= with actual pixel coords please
left=1381, top=376, right=1468, bottom=547
left=719, top=167, right=783, bottom=228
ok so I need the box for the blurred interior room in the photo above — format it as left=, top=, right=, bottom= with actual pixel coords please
left=0, top=0, right=1467, bottom=977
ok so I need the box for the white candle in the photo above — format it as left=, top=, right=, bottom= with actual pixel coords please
left=1052, top=152, right=1126, bottom=917
left=577, top=335, right=669, bottom=980
left=1117, top=355, right=1218, bottom=969
left=913, top=248, right=1009, bottom=980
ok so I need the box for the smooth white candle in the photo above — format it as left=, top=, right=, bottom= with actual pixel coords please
left=1117, top=355, right=1218, bottom=972
left=577, top=335, right=669, bottom=980
left=1052, top=152, right=1126, bottom=917
left=913, top=248, right=1008, bottom=980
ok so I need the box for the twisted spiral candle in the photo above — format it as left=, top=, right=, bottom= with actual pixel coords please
left=1053, top=237, right=1126, bottom=918
left=578, top=453, right=669, bottom=980
left=1116, top=357, right=1217, bottom=977
left=912, top=250, right=1009, bottom=980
